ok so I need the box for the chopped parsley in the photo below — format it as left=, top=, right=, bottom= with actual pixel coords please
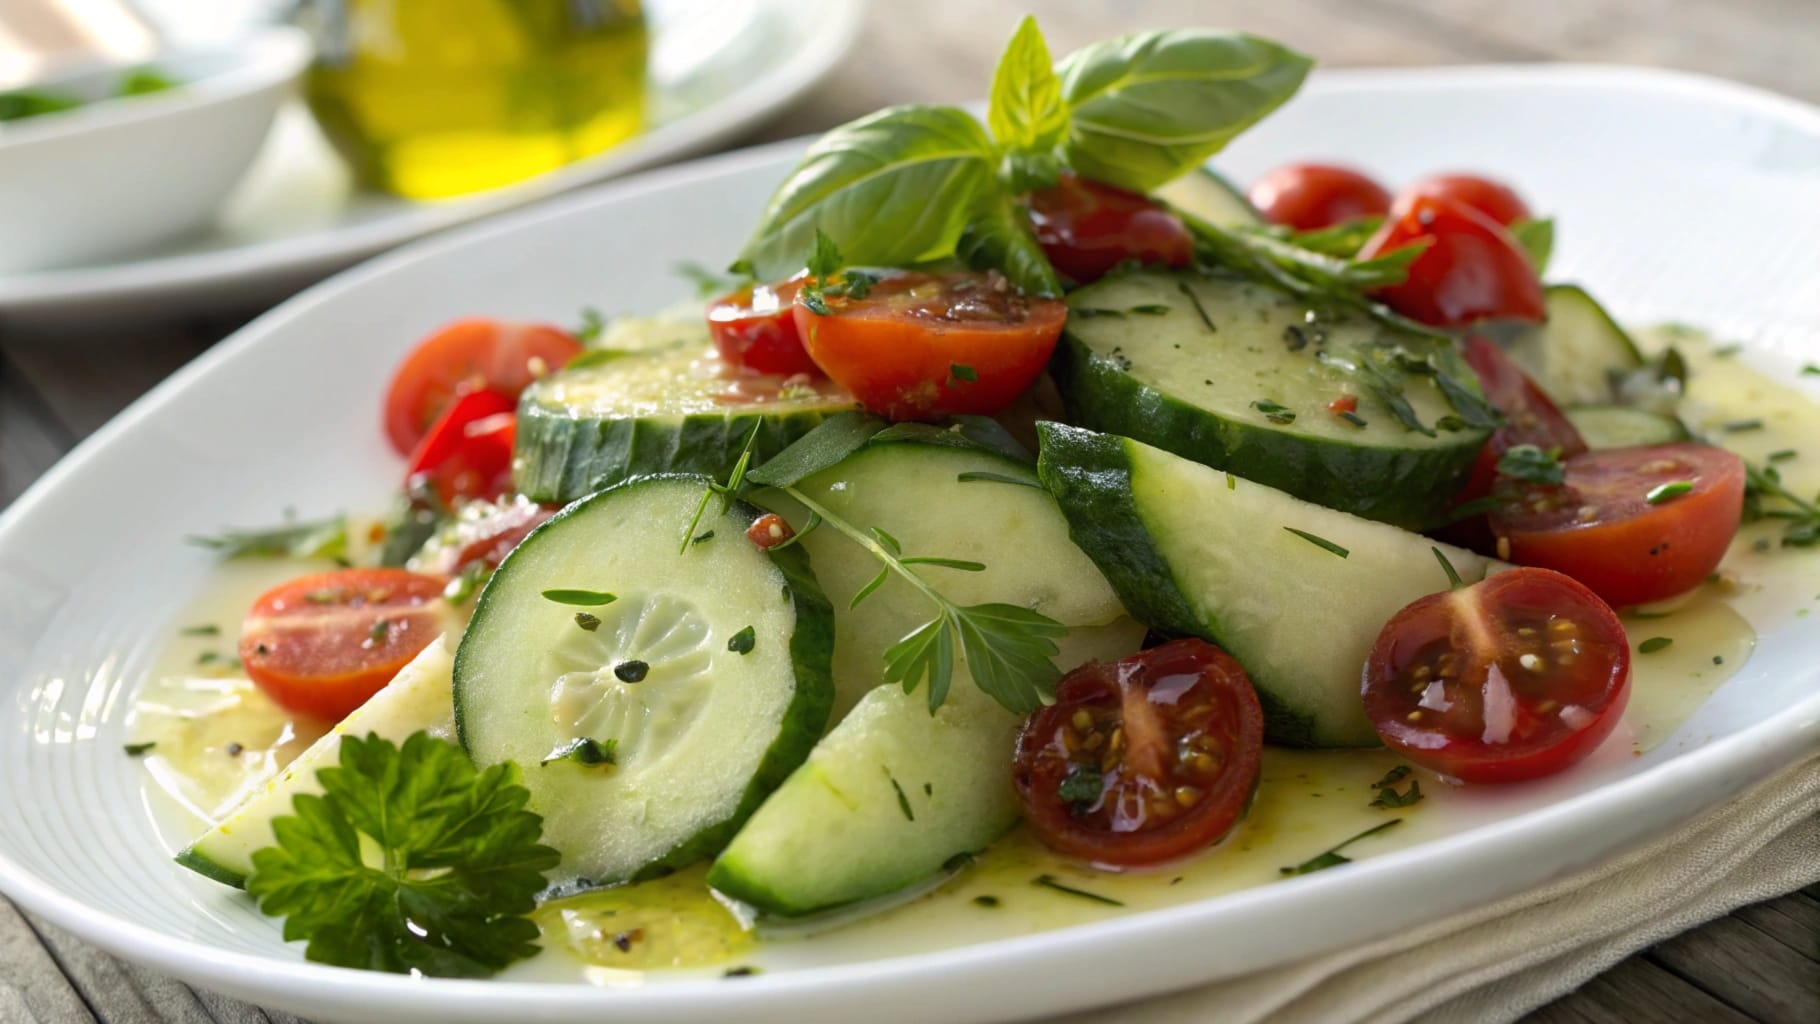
left=949, top=363, right=978, bottom=383
left=727, top=625, right=756, bottom=654
left=123, top=741, right=156, bottom=757
left=1638, top=636, right=1673, bottom=654
left=1280, top=819, right=1401, bottom=876
left=1497, top=444, right=1566, bottom=486
left=613, top=660, right=650, bottom=683
left=541, top=589, right=617, bottom=607
left=1645, top=481, right=1694, bottom=505
left=1284, top=527, right=1349, bottom=559
left=1369, top=765, right=1423, bottom=808
left=541, top=737, right=618, bottom=767
left=1056, top=764, right=1103, bottom=808
left=1033, top=874, right=1123, bottom=906
left=1251, top=399, right=1296, bottom=424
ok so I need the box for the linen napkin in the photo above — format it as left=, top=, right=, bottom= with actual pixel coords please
left=1054, top=755, right=1820, bottom=1024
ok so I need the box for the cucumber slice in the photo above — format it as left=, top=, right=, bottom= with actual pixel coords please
left=515, top=344, right=858, bottom=504
left=1566, top=405, right=1689, bottom=449
left=1152, top=166, right=1262, bottom=228
left=1037, top=423, right=1501, bottom=748
left=708, top=620, right=1143, bottom=917
left=1504, top=284, right=1643, bottom=406
left=175, top=636, right=456, bottom=888
left=454, top=475, right=834, bottom=886
left=1051, top=270, right=1492, bottom=529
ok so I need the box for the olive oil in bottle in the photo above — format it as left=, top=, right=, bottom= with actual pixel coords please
left=300, top=0, right=648, bottom=199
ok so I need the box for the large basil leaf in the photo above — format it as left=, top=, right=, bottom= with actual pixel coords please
left=987, top=15, right=1067, bottom=153
left=738, top=105, right=997, bottom=279
left=1057, top=30, right=1312, bottom=193
left=956, top=193, right=1063, bottom=297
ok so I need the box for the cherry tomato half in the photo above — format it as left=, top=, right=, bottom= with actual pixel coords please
left=707, top=278, right=819, bottom=377
left=415, top=495, right=557, bottom=578
left=1489, top=443, right=1746, bottom=607
left=405, top=389, right=518, bottom=506
left=1363, top=567, right=1630, bottom=784
left=792, top=270, right=1066, bottom=421
left=1248, top=163, right=1392, bottom=232
left=1361, top=194, right=1545, bottom=328
left=382, top=318, right=581, bottom=456
left=240, top=568, right=449, bottom=721
left=1458, top=335, right=1588, bottom=503
left=1026, top=172, right=1194, bottom=285
left=1403, top=173, right=1530, bottom=227
left=1013, top=638, right=1264, bottom=868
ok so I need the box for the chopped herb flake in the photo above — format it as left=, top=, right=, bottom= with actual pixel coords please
left=1767, top=450, right=1797, bottom=463
left=1285, top=527, right=1349, bottom=559
left=724, top=966, right=760, bottom=978
left=1129, top=304, right=1171, bottom=316
left=180, top=624, right=220, bottom=637
left=1721, top=419, right=1764, bottom=433
left=542, top=589, right=617, bottom=606
left=1033, top=874, right=1123, bottom=906
left=1371, top=775, right=1423, bottom=809
left=1176, top=280, right=1217, bottom=331
left=1057, top=764, right=1103, bottom=807
left=123, top=741, right=156, bottom=757
left=889, top=775, right=915, bottom=821
left=727, top=625, right=756, bottom=655
left=1280, top=819, right=1401, bottom=875
left=973, top=895, right=1000, bottom=908
left=949, top=363, right=978, bottom=383
left=1071, top=307, right=1126, bottom=319
left=1638, top=636, right=1673, bottom=654
left=1251, top=399, right=1296, bottom=424
left=574, top=613, right=601, bottom=632
left=368, top=619, right=390, bottom=644
left=613, top=661, right=650, bottom=683
left=692, top=530, right=715, bottom=545
left=1498, top=444, right=1566, bottom=486
left=1645, top=481, right=1694, bottom=505
left=1338, top=410, right=1368, bottom=428
left=542, top=737, right=618, bottom=767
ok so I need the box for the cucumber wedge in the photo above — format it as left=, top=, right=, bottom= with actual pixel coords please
left=175, top=636, right=456, bottom=888
left=515, top=344, right=857, bottom=503
left=1566, top=405, right=1688, bottom=449
left=1152, top=166, right=1262, bottom=228
left=454, top=474, right=834, bottom=886
left=1504, top=284, right=1643, bottom=406
left=1037, top=423, right=1501, bottom=748
left=1051, top=270, right=1491, bottom=529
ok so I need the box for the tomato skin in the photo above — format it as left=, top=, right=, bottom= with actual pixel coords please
left=1248, top=163, right=1392, bottom=231
left=1490, top=443, right=1745, bottom=607
left=1013, top=639, right=1264, bottom=868
left=793, top=271, right=1066, bottom=421
left=707, top=279, right=820, bottom=377
left=1361, top=194, right=1546, bottom=328
left=1363, top=568, right=1631, bottom=784
left=240, top=569, right=449, bottom=721
left=404, top=389, right=518, bottom=506
left=1404, top=173, right=1530, bottom=227
left=382, top=318, right=581, bottom=456
left=1458, top=335, right=1588, bottom=502
left=1026, top=172, right=1194, bottom=284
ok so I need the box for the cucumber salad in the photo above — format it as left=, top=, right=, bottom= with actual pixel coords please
left=131, top=18, right=1820, bottom=980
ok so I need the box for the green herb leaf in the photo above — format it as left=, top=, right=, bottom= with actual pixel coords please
left=117, top=67, right=177, bottom=97
left=884, top=615, right=957, bottom=713
left=1055, top=30, right=1312, bottom=192
left=1176, top=279, right=1218, bottom=331
left=851, top=566, right=891, bottom=609
left=899, top=556, right=988, bottom=572
left=574, top=306, right=607, bottom=344
left=1370, top=766, right=1424, bottom=808
left=889, top=775, right=917, bottom=821
left=1057, top=764, right=1103, bottom=807
left=1497, top=444, right=1566, bottom=486
left=868, top=416, right=1034, bottom=462
left=190, top=514, right=348, bottom=562
left=1638, top=636, right=1673, bottom=654
left=1284, top=527, right=1349, bottom=559
left=1645, top=480, right=1694, bottom=505
left=180, top=624, right=221, bottom=637
left=1288, top=217, right=1383, bottom=258
left=541, top=589, right=617, bottom=606
left=124, top=741, right=157, bottom=757
left=727, top=625, right=756, bottom=654
left=1280, top=819, right=1401, bottom=876
left=746, top=411, right=888, bottom=488
left=1250, top=399, right=1296, bottom=424
left=1033, top=874, right=1124, bottom=906
left=987, top=15, right=1068, bottom=153
left=1509, top=218, right=1554, bottom=274
left=949, top=363, right=979, bottom=383
left=1743, top=459, right=1820, bottom=549
left=1721, top=419, right=1764, bottom=433
left=954, top=192, right=1063, bottom=296
left=952, top=602, right=1066, bottom=714
left=541, top=737, right=618, bottom=767
left=0, top=89, right=81, bottom=122
left=1431, top=546, right=1465, bottom=590
left=245, top=732, right=558, bottom=977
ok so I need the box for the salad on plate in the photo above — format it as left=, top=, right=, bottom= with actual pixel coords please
left=126, top=17, right=1820, bottom=981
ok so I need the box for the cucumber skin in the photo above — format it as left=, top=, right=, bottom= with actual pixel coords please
left=453, top=474, right=836, bottom=882
left=1035, top=422, right=1323, bottom=746
left=1049, top=334, right=1486, bottom=531
left=514, top=407, right=840, bottom=505
left=173, top=847, right=247, bottom=888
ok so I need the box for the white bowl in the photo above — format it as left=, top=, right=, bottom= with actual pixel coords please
left=0, top=27, right=310, bottom=274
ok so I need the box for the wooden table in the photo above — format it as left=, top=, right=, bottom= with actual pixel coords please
left=2, top=2, right=1817, bottom=1021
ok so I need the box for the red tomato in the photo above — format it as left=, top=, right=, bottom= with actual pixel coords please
left=1361, top=194, right=1546, bottom=328
left=1026, top=172, right=1194, bottom=284
left=1489, top=444, right=1746, bottom=607
left=405, top=389, right=518, bottom=506
left=382, top=318, right=581, bottom=456
left=707, top=278, right=820, bottom=377
left=240, top=569, right=449, bottom=721
left=1403, top=173, right=1530, bottom=227
left=1013, top=639, right=1264, bottom=868
left=1458, top=335, right=1587, bottom=502
left=416, top=496, right=557, bottom=577
left=1363, top=568, right=1630, bottom=784
left=792, top=270, right=1066, bottom=421
left=1248, top=163, right=1392, bottom=231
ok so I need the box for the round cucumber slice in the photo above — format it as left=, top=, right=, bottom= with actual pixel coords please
left=454, top=474, right=834, bottom=886
left=515, top=344, right=858, bottom=503
left=1152, top=165, right=1262, bottom=228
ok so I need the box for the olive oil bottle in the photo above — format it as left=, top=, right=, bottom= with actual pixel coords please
left=300, top=0, right=648, bottom=199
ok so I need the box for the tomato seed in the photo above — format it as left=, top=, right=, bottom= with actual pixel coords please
left=1108, top=727, right=1125, bottom=753
left=1550, top=619, right=1577, bottom=635
left=1407, top=710, right=1423, bottom=721
left=1173, top=786, right=1202, bottom=808
left=1071, top=710, right=1093, bottom=732
left=1519, top=653, right=1544, bottom=672
left=1412, top=664, right=1432, bottom=680
left=1536, top=699, right=1557, bottom=713
left=1083, top=732, right=1105, bottom=751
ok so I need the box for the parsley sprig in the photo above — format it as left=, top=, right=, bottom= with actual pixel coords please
left=245, top=732, right=559, bottom=978
left=190, top=513, right=348, bottom=562
left=1743, top=460, right=1820, bottom=548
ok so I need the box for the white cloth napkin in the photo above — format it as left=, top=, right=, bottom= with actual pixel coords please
left=1055, top=755, right=1820, bottom=1024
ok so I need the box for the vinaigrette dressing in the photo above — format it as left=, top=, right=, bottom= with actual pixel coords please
left=129, top=333, right=1816, bottom=978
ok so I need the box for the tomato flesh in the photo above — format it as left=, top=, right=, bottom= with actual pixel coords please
left=1363, top=568, right=1630, bottom=784
left=1248, top=163, right=1392, bottom=231
left=793, top=270, right=1066, bottom=421
left=1013, top=638, right=1263, bottom=868
left=1490, top=443, right=1745, bottom=607
left=240, top=569, right=449, bottom=722
left=1361, top=194, right=1546, bottom=328
left=1403, top=173, right=1530, bottom=227
left=405, top=389, right=518, bottom=506
left=707, top=278, right=820, bottom=377
left=1026, top=172, right=1194, bottom=284
left=382, top=318, right=580, bottom=456
left=1459, top=335, right=1587, bottom=502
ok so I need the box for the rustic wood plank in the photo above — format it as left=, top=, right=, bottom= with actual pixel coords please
left=0, top=898, right=97, bottom=1024
left=1525, top=955, right=1760, bottom=1024
left=23, top=912, right=215, bottom=1024
left=1733, top=892, right=1820, bottom=963
left=1648, top=911, right=1820, bottom=1023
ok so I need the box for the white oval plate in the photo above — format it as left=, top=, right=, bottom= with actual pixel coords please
left=1, top=65, right=1817, bottom=1024
left=0, top=0, right=862, bottom=321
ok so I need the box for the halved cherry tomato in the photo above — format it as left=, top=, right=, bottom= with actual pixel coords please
left=792, top=270, right=1066, bottom=421
left=707, top=278, right=819, bottom=377
left=382, top=318, right=581, bottom=456
left=1026, top=172, right=1194, bottom=284
left=1403, top=173, right=1530, bottom=227
left=405, top=389, right=517, bottom=506
left=1458, top=335, right=1587, bottom=503
left=1489, top=443, right=1745, bottom=607
left=1363, top=567, right=1630, bottom=784
left=415, top=496, right=557, bottom=577
left=1360, top=194, right=1545, bottom=327
left=240, top=568, right=449, bottom=721
left=1013, top=638, right=1263, bottom=868
left=1248, top=163, right=1392, bottom=231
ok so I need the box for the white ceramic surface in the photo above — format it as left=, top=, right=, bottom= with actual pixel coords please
left=0, top=27, right=309, bottom=274
left=0, top=65, right=1817, bottom=1024
left=0, top=0, right=863, bottom=320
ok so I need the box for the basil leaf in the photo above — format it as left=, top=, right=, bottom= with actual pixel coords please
left=956, top=193, right=1063, bottom=297
left=988, top=15, right=1068, bottom=153
left=738, top=105, right=998, bottom=280
left=1510, top=218, right=1554, bottom=275
left=1056, top=30, right=1312, bottom=192
left=746, top=411, right=888, bottom=488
